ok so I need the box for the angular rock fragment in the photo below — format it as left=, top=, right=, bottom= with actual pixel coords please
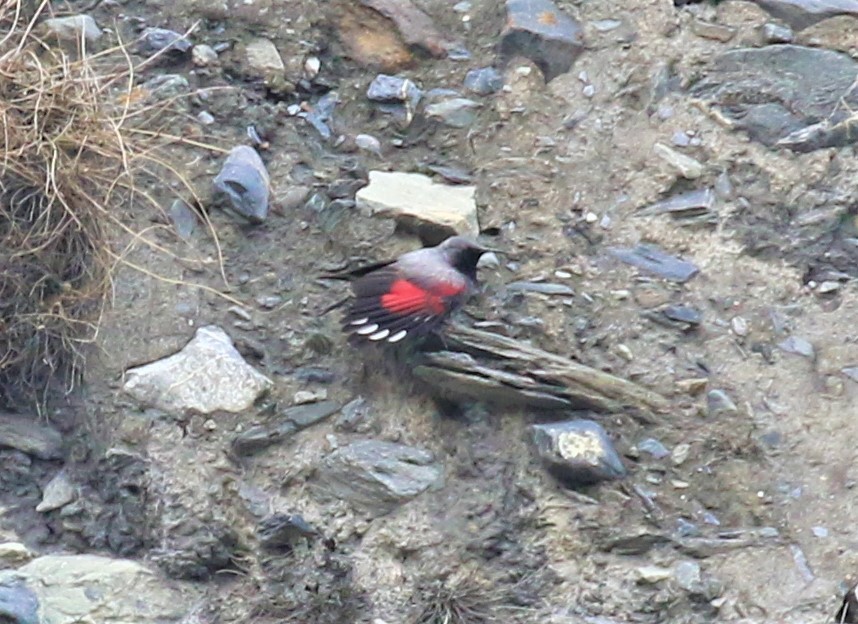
left=653, top=143, right=703, bottom=179
left=137, top=27, right=192, bottom=57
left=464, top=67, right=504, bottom=95
left=313, top=440, right=443, bottom=515
left=609, top=244, right=699, bottom=283
left=258, top=513, right=318, bottom=550
left=500, top=0, right=585, bottom=81
left=36, top=469, right=76, bottom=513
left=425, top=97, right=481, bottom=128
left=243, top=37, right=285, bottom=78
left=123, top=325, right=272, bottom=416
left=530, top=419, right=626, bottom=487
left=356, top=170, right=479, bottom=240
left=213, top=145, right=270, bottom=223
left=0, top=414, right=63, bottom=460
left=232, top=401, right=341, bottom=455
left=41, top=15, right=102, bottom=43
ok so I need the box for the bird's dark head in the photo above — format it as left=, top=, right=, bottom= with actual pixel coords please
left=436, top=235, right=496, bottom=278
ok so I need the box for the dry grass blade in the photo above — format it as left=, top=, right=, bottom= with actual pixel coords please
left=0, top=1, right=223, bottom=408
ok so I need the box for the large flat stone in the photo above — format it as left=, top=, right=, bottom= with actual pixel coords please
left=356, top=171, right=479, bottom=241
left=748, top=0, right=858, bottom=30
left=0, top=414, right=63, bottom=460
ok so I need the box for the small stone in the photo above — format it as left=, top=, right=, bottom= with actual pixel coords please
left=232, top=401, right=342, bottom=455
left=123, top=326, right=272, bottom=416
left=761, top=22, right=794, bottom=43
left=312, top=440, right=443, bottom=516
left=842, top=367, right=858, bottom=383
left=192, top=44, right=219, bottom=66
left=0, top=413, right=64, bottom=460
left=662, top=304, right=702, bottom=326
left=811, top=525, right=829, bottom=538
left=203, top=419, right=217, bottom=431
left=213, top=145, right=270, bottom=223
left=672, top=131, right=691, bottom=147
left=41, top=14, right=102, bottom=43
left=691, top=19, right=736, bottom=41
left=778, top=335, right=815, bottom=359
left=818, top=280, right=840, bottom=293
left=731, top=316, right=749, bottom=337
left=137, top=27, right=192, bottom=56
left=609, top=244, right=699, bottom=283
left=464, top=67, right=504, bottom=95
left=638, top=438, right=670, bottom=459
left=141, top=74, right=189, bottom=100
left=304, top=56, right=321, bottom=79
left=355, top=134, right=383, bottom=157
left=507, top=281, right=575, bottom=295
left=529, top=419, right=626, bottom=488
left=477, top=252, right=500, bottom=269
left=0, top=543, right=33, bottom=569
left=367, top=74, right=422, bottom=105
left=36, top=470, right=76, bottom=513
left=707, top=389, right=738, bottom=416
left=500, top=0, right=585, bottom=81
left=258, top=514, right=317, bottom=550
left=335, top=397, right=374, bottom=433
left=453, top=1, right=472, bottom=11
left=169, top=199, right=197, bottom=239
left=244, top=37, right=285, bottom=79
left=671, top=443, right=691, bottom=466
left=676, top=378, right=708, bottom=395
left=654, top=142, right=704, bottom=179
left=196, top=111, right=215, bottom=125
left=294, top=389, right=328, bottom=405
left=356, top=171, right=479, bottom=239
left=425, top=97, right=481, bottom=128
left=673, top=561, right=702, bottom=592
left=637, top=565, right=672, bottom=583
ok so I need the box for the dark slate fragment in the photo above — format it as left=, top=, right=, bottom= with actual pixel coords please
left=212, top=145, right=270, bottom=223
left=137, top=27, right=192, bottom=56
left=609, top=244, right=699, bottom=283
left=231, top=401, right=341, bottom=455
left=258, top=513, right=318, bottom=550
left=464, top=67, right=504, bottom=95
left=530, top=419, right=626, bottom=487
left=0, top=580, right=39, bottom=624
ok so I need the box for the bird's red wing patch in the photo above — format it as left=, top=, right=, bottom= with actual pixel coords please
left=380, top=278, right=460, bottom=315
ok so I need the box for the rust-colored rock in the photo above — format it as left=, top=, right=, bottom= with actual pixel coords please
left=331, top=0, right=453, bottom=71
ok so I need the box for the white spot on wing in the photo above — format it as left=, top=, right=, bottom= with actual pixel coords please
left=369, top=329, right=390, bottom=341
left=388, top=330, right=408, bottom=343
left=350, top=317, right=369, bottom=325
left=356, top=323, right=379, bottom=335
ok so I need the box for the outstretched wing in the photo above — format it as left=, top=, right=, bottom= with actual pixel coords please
left=343, top=266, right=467, bottom=343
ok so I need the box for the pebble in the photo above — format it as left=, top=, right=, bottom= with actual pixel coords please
left=609, top=244, right=700, bottom=283
left=366, top=74, right=422, bottom=105
left=662, top=304, right=702, bottom=326
left=591, top=19, right=622, bottom=31
left=464, top=67, right=504, bottom=95
left=169, top=199, right=197, bottom=239
left=192, top=44, right=218, bottom=66
left=671, top=131, right=691, bottom=147
left=354, top=134, right=384, bottom=157
left=501, top=0, right=585, bottom=81
left=731, top=315, right=749, bottom=336
left=818, top=280, right=840, bottom=293
left=637, top=565, right=672, bottom=583
left=811, top=526, right=829, bottom=538
left=761, top=22, right=794, bottom=43
left=137, top=27, right=192, bottom=56
left=477, top=252, right=501, bottom=269
left=257, top=514, right=317, bottom=550
left=691, top=19, right=736, bottom=41
left=141, top=74, right=189, bottom=100
left=582, top=84, right=595, bottom=98
left=244, top=37, right=285, bottom=78
left=653, top=142, right=704, bottom=179
left=304, top=91, right=338, bottom=140
left=304, top=56, right=321, bottom=79
left=196, top=111, right=215, bottom=125
left=425, top=98, right=481, bottom=128
left=213, top=145, right=270, bottom=223
left=676, top=378, right=708, bottom=395
left=707, top=389, right=739, bottom=416
left=529, top=419, right=627, bottom=488
left=356, top=170, right=479, bottom=238
left=232, top=401, right=342, bottom=455
left=673, top=561, right=702, bottom=592
left=638, top=438, right=670, bottom=459
left=777, top=335, right=815, bottom=359
left=41, top=14, right=102, bottom=43
left=294, top=389, right=328, bottom=405
left=671, top=443, right=691, bottom=466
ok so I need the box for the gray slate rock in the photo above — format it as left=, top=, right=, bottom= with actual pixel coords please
left=501, top=0, right=585, bottom=81
left=41, top=15, right=102, bottom=43
left=609, top=244, right=700, bottom=283
left=425, top=97, right=481, bottom=128
left=0, top=414, right=63, bottom=460
left=0, top=555, right=188, bottom=623
left=464, top=67, right=504, bottom=95
left=690, top=45, right=858, bottom=150
left=0, top=580, right=39, bottom=624
left=530, top=419, right=626, bottom=487
left=258, top=514, right=318, bottom=550
left=123, top=325, right=272, bottom=416
left=749, top=0, right=858, bottom=29
left=367, top=74, right=422, bottom=105
left=213, top=145, right=270, bottom=223
left=137, top=27, right=192, bottom=56
left=168, top=199, right=197, bottom=239
left=36, top=469, right=76, bottom=513
left=313, top=440, right=443, bottom=515
left=232, top=401, right=342, bottom=455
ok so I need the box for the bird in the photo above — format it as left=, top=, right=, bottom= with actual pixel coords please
left=321, top=235, right=497, bottom=345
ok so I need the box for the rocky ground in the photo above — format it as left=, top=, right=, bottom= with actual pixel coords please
left=3, top=0, right=858, bottom=622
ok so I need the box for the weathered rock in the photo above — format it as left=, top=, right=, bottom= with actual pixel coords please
left=367, top=74, right=422, bottom=104
left=640, top=188, right=715, bottom=221
left=304, top=91, right=339, bottom=140
left=335, top=397, right=375, bottom=433
left=0, top=555, right=188, bottom=623
left=530, top=419, right=626, bottom=487
left=313, top=440, right=443, bottom=515
left=137, top=27, right=192, bottom=56
left=213, top=145, right=270, bottom=223
left=192, top=44, right=218, bottom=66
left=609, top=244, right=700, bottom=283
left=778, top=335, right=816, bottom=359
left=141, top=74, right=190, bottom=101
left=168, top=199, right=197, bottom=239
left=464, top=67, right=504, bottom=95
left=0, top=414, right=63, bottom=460
left=638, top=438, right=670, bottom=459
left=748, top=0, right=858, bottom=29
left=243, top=37, right=285, bottom=79
left=232, top=401, right=342, bottom=455
left=691, top=45, right=858, bottom=150
left=425, top=97, right=481, bottom=128
left=507, top=281, right=575, bottom=295
left=41, top=15, right=102, bottom=43
left=761, top=22, right=795, bottom=42
left=707, top=389, right=738, bottom=416
left=0, top=579, right=38, bottom=624
left=356, top=171, right=479, bottom=241
left=257, top=513, right=318, bottom=550
left=691, top=19, right=736, bottom=41
left=501, top=0, right=585, bottom=81
left=36, top=469, right=76, bottom=513
left=0, top=543, right=33, bottom=570
left=123, top=325, right=272, bottom=416
left=653, top=143, right=703, bottom=179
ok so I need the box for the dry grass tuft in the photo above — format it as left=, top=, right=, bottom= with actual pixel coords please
left=0, top=0, right=216, bottom=408
left=413, top=569, right=504, bottom=624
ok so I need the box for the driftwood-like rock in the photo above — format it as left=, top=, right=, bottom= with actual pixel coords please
left=413, top=324, right=669, bottom=419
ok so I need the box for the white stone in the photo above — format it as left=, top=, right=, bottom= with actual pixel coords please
left=654, top=142, right=704, bottom=179
left=41, top=15, right=102, bottom=43
left=36, top=470, right=76, bottom=513
left=0, top=542, right=34, bottom=569
left=356, top=171, right=479, bottom=237
left=244, top=37, right=285, bottom=77
left=123, top=325, right=272, bottom=415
